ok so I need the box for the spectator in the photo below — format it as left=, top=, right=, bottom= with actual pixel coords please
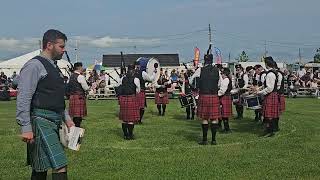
left=0, top=72, right=7, bottom=84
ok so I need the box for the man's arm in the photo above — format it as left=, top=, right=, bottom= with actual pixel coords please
left=77, top=74, right=90, bottom=91
left=16, top=59, right=46, bottom=133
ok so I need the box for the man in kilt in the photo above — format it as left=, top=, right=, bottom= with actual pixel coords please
left=117, top=65, right=141, bottom=140
left=134, top=61, right=157, bottom=124
left=253, top=64, right=266, bottom=122
left=218, top=68, right=233, bottom=133
left=16, top=29, right=74, bottom=180
left=274, top=62, right=286, bottom=132
left=155, top=69, right=171, bottom=116
left=234, top=64, right=246, bottom=120
left=68, top=62, right=89, bottom=127
left=256, top=57, right=280, bottom=137
left=181, top=70, right=196, bottom=120
left=190, top=53, right=221, bottom=145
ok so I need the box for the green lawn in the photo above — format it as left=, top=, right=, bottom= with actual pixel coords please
left=1, top=98, right=320, bottom=179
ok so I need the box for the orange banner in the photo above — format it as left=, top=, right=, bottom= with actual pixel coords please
left=194, top=47, right=200, bottom=66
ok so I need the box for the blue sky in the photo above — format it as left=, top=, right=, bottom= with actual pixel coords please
left=0, top=0, right=319, bottom=65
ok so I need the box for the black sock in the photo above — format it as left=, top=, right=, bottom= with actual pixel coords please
left=186, top=106, right=190, bottom=119
left=31, top=170, right=47, bottom=180
left=191, top=107, right=195, bottom=119
left=157, top=105, right=161, bottom=115
left=162, top=105, right=166, bottom=115
left=73, top=117, right=82, bottom=127
left=201, top=124, right=209, bottom=141
left=223, top=118, right=230, bottom=131
left=218, top=120, right=222, bottom=128
left=275, top=118, right=279, bottom=131
left=52, top=172, right=67, bottom=180
left=139, top=109, right=145, bottom=121
left=127, top=124, right=134, bottom=138
left=122, top=123, right=128, bottom=137
left=239, top=106, right=244, bottom=118
left=211, top=123, right=218, bottom=141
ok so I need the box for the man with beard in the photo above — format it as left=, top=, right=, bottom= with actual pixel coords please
left=16, top=29, right=74, bottom=180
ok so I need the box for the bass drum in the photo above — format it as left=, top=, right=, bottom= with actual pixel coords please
left=136, top=57, right=160, bottom=82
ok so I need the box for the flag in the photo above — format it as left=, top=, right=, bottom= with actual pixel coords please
left=193, top=47, right=200, bottom=67
left=214, top=47, right=222, bottom=64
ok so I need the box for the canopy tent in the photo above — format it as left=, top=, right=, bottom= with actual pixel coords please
left=0, top=49, right=71, bottom=77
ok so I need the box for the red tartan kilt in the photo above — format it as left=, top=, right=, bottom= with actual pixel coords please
left=69, top=94, right=87, bottom=117
left=279, top=94, right=286, bottom=114
left=220, top=95, right=233, bottom=118
left=155, top=92, right=169, bottom=105
left=136, top=91, right=146, bottom=109
left=119, top=95, right=140, bottom=122
left=197, top=94, right=220, bottom=120
left=263, top=92, right=280, bottom=119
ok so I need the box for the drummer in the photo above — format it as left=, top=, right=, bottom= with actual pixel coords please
left=218, top=68, right=233, bottom=133
left=234, top=64, right=246, bottom=120
left=255, top=57, right=280, bottom=137
left=134, top=61, right=158, bottom=124
left=154, top=68, right=171, bottom=116
left=181, top=70, right=196, bottom=120
left=252, top=64, right=266, bottom=122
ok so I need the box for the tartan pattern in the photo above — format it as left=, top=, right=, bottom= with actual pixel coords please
left=197, top=94, right=220, bottom=120
left=27, top=109, right=67, bottom=172
left=279, top=94, right=286, bottom=114
left=220, top=95, right=233, bottom=118
left=119, top=95, right=140, bottom=122
left=155, top=92, right=169, bottom=105
left=136, top=91, right=146, bottom=109
left=263, top=92, right=280, bottom=118
left=69, top=94, right=87, bottom=117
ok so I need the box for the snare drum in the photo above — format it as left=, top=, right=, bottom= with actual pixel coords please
left=231, top=89, right=240, bottom=103
left=243, top=94, right=262, bottom=110
left=178, top=94, right=196, bottom=108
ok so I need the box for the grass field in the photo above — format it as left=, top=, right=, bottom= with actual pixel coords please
left=1, top=98, right=320, bottom=179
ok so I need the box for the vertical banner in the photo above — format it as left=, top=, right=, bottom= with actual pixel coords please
left=193, top=47, right=200, bottom=67
left=214, top=47, right=222, bottom=64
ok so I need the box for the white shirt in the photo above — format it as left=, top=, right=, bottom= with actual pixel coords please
left=117, top=76, right=141, bottom=93
left=218, top=78, right=230, bottom=96
left=258, top=69, right=277, bottom=95
left=243, top=73, right=249, bottom=88
left=260, top=72, right=266, bottom=84
left=75, top=71, right=90, bottom=91
left=142, top=71, right=157, bottom=82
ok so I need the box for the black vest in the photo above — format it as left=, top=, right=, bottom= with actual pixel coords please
left=199, top=65, right=219, bottom=95
left=121, top=75, right=136, bottom=95
left=258, top=71, right=266, bottom=87
left=278, top=71, right=285, bottom=94
left=31, top=56, right=65, bottom=113
left=135, top=71, right=146, bottom=90
left=68, top=73, right=85, bottom=95
left=156, top=75, right=169, bottom=93
left=264, top=70, right=278, bottom=93
left=226, top=77, right=232, bottom=95
left=236, top=73, right=245, bottom=88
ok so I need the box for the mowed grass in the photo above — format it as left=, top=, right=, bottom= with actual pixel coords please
left=0, top=98, right=320, bottom=179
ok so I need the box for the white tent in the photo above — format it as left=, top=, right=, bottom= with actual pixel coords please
left=0, top=49, right=71, bottom=77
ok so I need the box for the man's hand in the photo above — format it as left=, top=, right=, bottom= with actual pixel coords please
left=65, top=120, right=75, bottom=129
left=21, top=132, right=34, bottom=143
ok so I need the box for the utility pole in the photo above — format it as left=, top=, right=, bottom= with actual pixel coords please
left=228, top=52, right=231, bottom=63
left=39, top=40, right=42, bottom=52
left=264, top=40, right=267, bottom=57
left=299, top=48, right=302, bottom=64
left=75, top=40, right=79, bottom=62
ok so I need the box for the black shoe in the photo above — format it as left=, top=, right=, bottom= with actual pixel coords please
left=124, top=136, right=129, bottom=140
left=198, top=141, right=208, bottom=145
left=211, top=140, right=217, bottom=145
left=128, top=136, right=135, bottom=140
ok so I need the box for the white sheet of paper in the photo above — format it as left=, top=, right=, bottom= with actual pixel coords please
left=67, top=126, right=85, bottom=151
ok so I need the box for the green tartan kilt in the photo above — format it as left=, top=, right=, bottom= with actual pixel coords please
left=27, top=109, right=67, bottom=172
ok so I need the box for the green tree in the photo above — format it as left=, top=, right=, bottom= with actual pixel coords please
left=236, top=51, right=249, bottom=62
left=314, top=48, right=320, bottom=63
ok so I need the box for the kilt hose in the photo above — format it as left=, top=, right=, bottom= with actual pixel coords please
left=155, top=92, right=169, bottom=105
left=279, top=94, right=286, bottom=114
left=69, top=94, right=87, bottom=117
left=219, top=95, right=233, bottom=118
left=263, top=92, right=280, bottom=119
left=27, top=109, right=67, bottom=172
left=197, top=94, right=220, bottom=120
left=119, top=95, right=140, bottom=122
left=136, top=90, right=146, bottom=109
